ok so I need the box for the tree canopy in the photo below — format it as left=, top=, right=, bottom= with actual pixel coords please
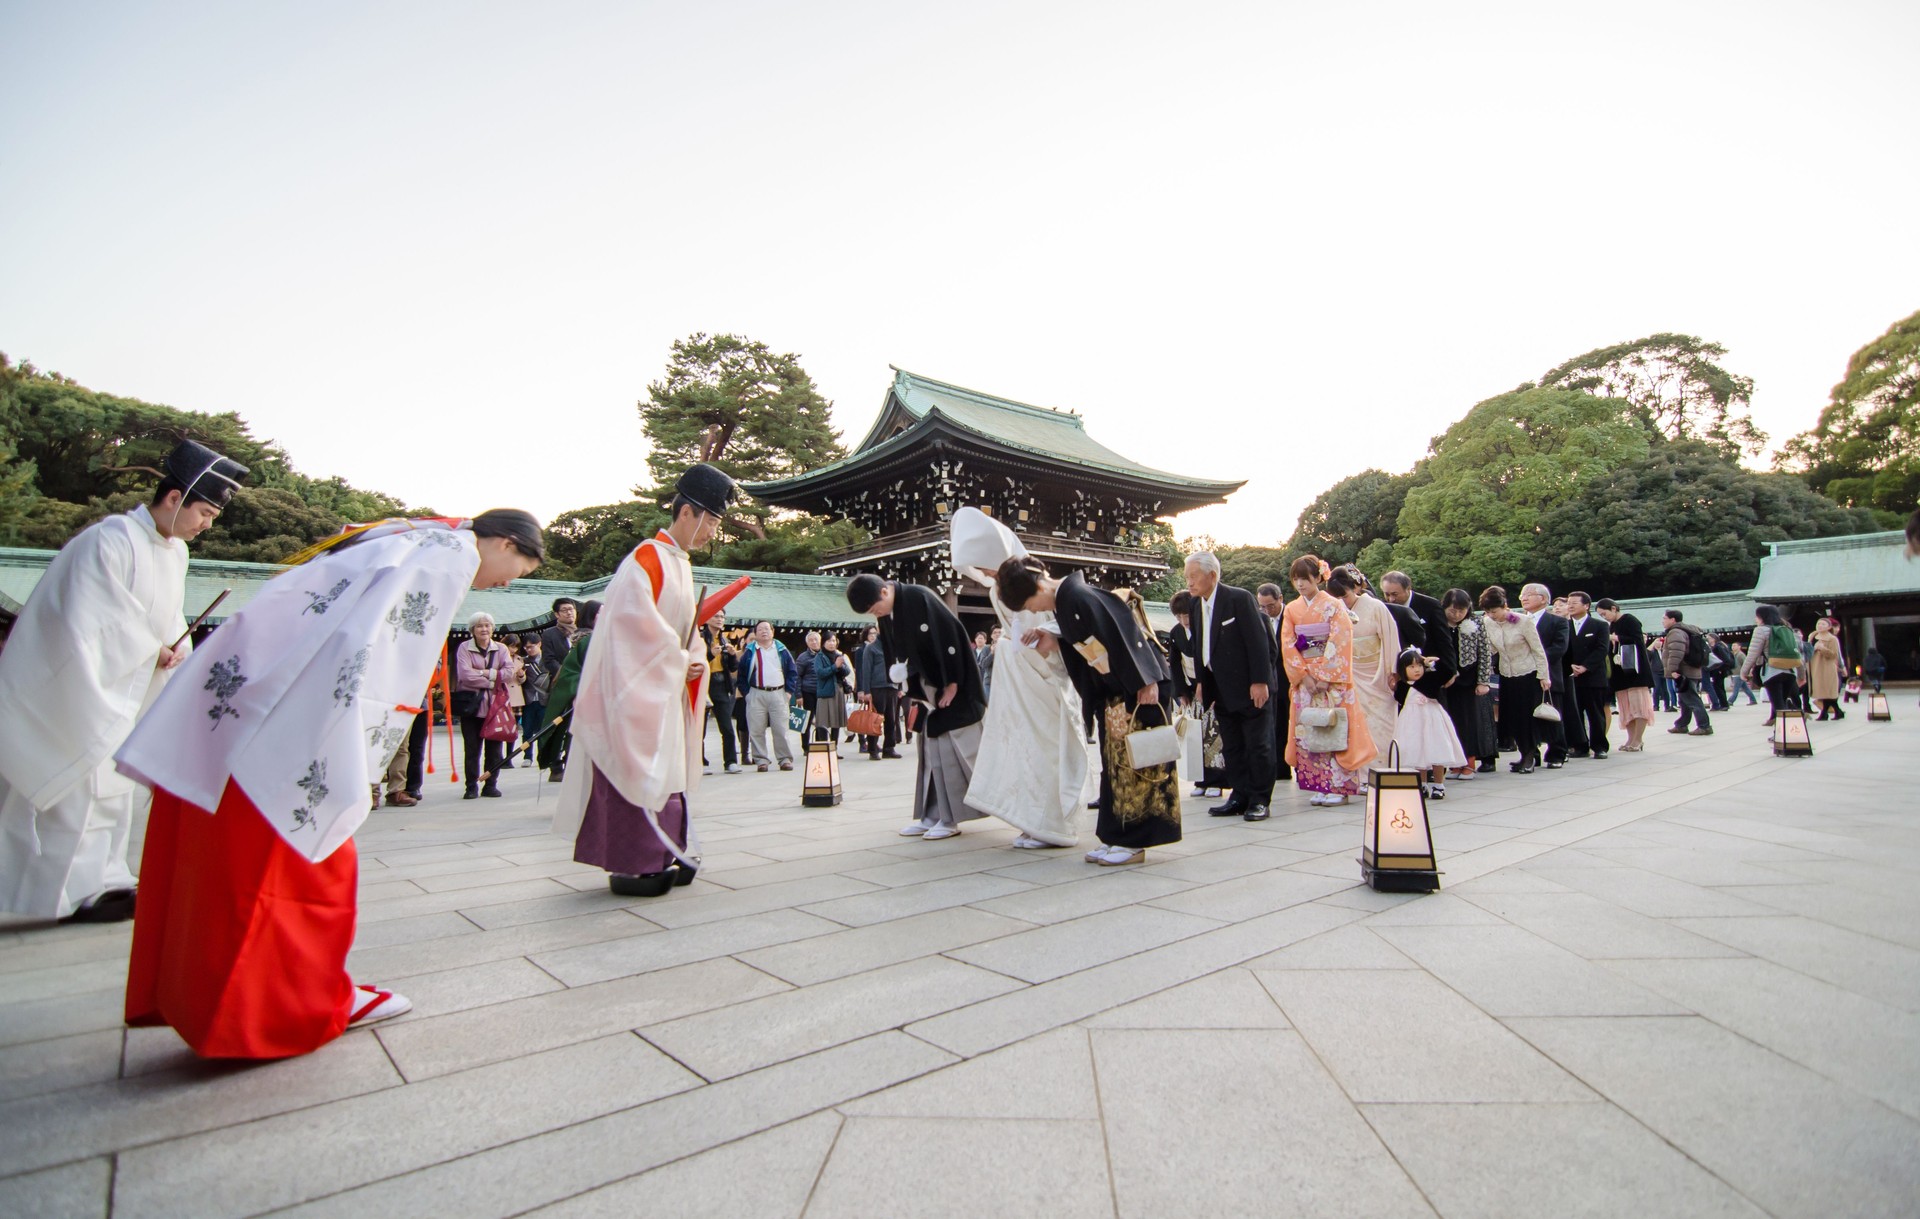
left=1539, top=333, right=1764, bottom=457
left=1777, top=308, right=1919, bottom=517
left=0, top=355, right=417, bottom=561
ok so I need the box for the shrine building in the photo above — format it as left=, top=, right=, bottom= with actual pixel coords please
left=745, top=368, right=1243, bottom=619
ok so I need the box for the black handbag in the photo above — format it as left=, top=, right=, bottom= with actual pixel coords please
left=450, top=689, right=481, bottom=717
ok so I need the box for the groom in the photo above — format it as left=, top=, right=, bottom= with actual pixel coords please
left=1184, top=552, right=1276, bottom=821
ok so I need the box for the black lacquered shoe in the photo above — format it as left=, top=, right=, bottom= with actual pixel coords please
left=672, top=861, right=698, bottom=887
left=1242, top=805, right=1270, bottom=822
left=609, top=872, right=675, bottom=898
left=1208, top=799, right=1246, bottom=817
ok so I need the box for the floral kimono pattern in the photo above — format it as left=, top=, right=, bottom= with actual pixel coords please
left=1281, top=591, right=1378, bottom=795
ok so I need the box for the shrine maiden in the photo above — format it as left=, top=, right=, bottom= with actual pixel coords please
left=116, top=510, right=544, bottom=1058
left=551, top=465, right=736, bottom=897
left=0, top=440, right=245, bottom=922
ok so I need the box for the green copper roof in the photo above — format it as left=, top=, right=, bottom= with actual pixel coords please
left=1612, top=591, right=1765, bottom=632
left=1751, top=531, right=1918, bottom=601
left=745, top=368, right=1243, bottom=505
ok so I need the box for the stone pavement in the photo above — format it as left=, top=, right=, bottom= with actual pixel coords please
left=3, top=701, right=1918, bottom=1218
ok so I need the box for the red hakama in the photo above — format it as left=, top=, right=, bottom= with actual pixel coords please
left=126, top=783, right=358, bottom=1059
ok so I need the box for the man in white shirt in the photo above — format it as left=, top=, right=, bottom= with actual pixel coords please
left=0, top=440, right=244, bottom=922
left=735, top=621, right=796, bottom=771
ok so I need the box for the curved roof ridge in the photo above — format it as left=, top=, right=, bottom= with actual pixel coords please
left=890, top=366, right=1088, bottom=430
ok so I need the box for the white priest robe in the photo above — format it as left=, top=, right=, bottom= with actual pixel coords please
left=0, top=505, right=188, bottom=918
left=551, top=531, right=705, bottom=869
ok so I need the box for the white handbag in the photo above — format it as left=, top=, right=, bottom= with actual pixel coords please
left=1124, top=713, right=1181, bottom=770
left=1533, top=700, right=1563, bottom=723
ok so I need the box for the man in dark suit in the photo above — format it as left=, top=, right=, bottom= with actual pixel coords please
left=1381, top=570, right=1455, bottom=687
left=1564, top=591, right=1612, bottom=758
left=1520, top=583, right=1582, bottom=766
left=1185, top=552, right=1275, bottom=821
left=1256, top=583, right=1292, bottom=782
left=539, top=597, right=580, bottom=677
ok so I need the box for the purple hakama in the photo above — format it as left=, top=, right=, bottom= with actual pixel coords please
left=573, top=766, right=688, bottom=875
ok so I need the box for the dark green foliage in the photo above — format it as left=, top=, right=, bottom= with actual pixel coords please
left=1540, top=333, right=1765, bottom=457
left=1778, top=309, right=1920, bottom=516
left=1285, top=469, right=1415, bottom=569
left=0, top=357, right=418, bottom=560
left=1536, top=440, right=1881, bottom=598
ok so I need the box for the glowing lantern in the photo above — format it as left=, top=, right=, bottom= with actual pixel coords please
left=801, top=728, right=842, bottom=806
left=1360, top=745, right=1441, bottom=892
left=1868, top=690, right=1892, bottom=722
left=1773, top=708, right=1814, bottom=757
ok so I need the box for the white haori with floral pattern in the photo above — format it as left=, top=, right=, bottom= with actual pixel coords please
left=117, top=523, right=479, bottom=861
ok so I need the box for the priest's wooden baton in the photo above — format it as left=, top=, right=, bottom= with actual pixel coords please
left=171, top=588, right=231, bottom=650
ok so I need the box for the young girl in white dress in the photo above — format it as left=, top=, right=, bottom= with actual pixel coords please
left=1393, top=648, right=1466, bottom=799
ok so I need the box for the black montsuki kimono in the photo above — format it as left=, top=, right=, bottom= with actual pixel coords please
left=1052, top=573, right=1181, bottom=850
left=879, top=582, right=987, bottom=736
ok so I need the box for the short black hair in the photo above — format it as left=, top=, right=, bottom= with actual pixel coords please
left=577, top=599, right=603, bottom=630
left=150, top=477, right=226, bottom=510
left=995, top=556, right=1047, bottom=610
left=472, top=508, right=546, bottom=561
left=1567, top=591, right=1592, bottom=608
left=1664, top=609, right=1683, bottom=623
left=552, top=596, right=579, bottom=613
left=1257, top=583, right=1283, bottom=600
left=847, top=573, right=886, bottom=614
left=1594, top=597, right=1619, bottom=611
left=1441, top=588, right=1472, bottom=612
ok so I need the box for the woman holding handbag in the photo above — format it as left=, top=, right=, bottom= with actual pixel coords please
left=1280, top=556, right=1377, bottom=806
left=455, top=612, right=514, bottom=799
left=994, top=556, right=1177, bottom=867
left=1596, top=599, right=1655, bottom=753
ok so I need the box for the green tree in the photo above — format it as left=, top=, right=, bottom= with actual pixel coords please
left=1537, top=440, right=1881, bottom=598
left=1388, top=387, right=1651, bottom=592
left=640, top=333, right=844, bottom=533
left=0, top=354, right=39, bottom=541
left=541, top=500, right=672, bottom=582
left=1777, top=308, right=1920, bottom=517
left=1539, top=333, right=1765, bottom=457
left=1284, top=469, right=1414, bottom=567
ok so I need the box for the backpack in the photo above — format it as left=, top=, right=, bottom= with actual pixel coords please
left=1709, top=640, right=1733, bottom=672
left=1679, top=624, right=1709, bottom=669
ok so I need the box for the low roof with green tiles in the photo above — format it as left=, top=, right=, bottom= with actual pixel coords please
left=745, top=367, right=1242, bottom=511
left=1612, top=591, right=1766, bottom=632
left=0, top=548, right=868, bottom=634
left=1751, top=531, right=1918, bottom=601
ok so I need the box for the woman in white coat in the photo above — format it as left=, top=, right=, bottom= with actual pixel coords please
left=951, top=508, right=1089, bottom=849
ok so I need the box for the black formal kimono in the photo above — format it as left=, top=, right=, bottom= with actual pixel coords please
left=879, top=582, right=988, bottom=829
left=1053, top=573, right=1180, bottom=851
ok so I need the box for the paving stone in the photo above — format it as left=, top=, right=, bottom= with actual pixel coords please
left=807, top=1116, right=1112, bottom=1218
left=0, top=988, right=124, bottom=1050
left=377, top=956, right=565, bottom=1024
left=344, top=910, right=478, bottom=950
left=1240, top=923, right=1418, bottom=970
left=1143, top=867, right=1354, bottom=922
left=1526, top=865, right=1776, bottom=919
left=1255, top=970, right=1593, bottom=1103
left=639, top=874, right=886, bottom=929
left=1603, top=956, right=1920, bottom=1119
left=354, top=877, right=575, bottom=924
left=523, top=1112, right=842, bottom=1218
left=377, top=955, right=790, bottom=1080
left=1511, top=1015, right=1920, bottom=1219
left=531, top=908, right=841, bottom=987
left=1457, top=890, right=1747, bottom=959
left=840, top=1027, right=1099, bottom=1119
left=1095, top=1028, right=1433, bottom=1218
left=737, top=906, right=1033, bottom=986
left=347, top=909, right=650, bottom=981
left=0, top=1157, right=110, bottom=1219
left=0, top=957, right=127, bottom=1009
left=1373, top=924, right=1687, bottom=1016
left=269, top=1034, right=955, bottom=1219
left=113, top=1034, right=699, bottom=1219
left=1137, top=844, right=1321, bottom=885
left=948, top=905, right=1223, bottom=984
left=0, top=1030, right=402, bottom=1175
left=1668, top=914, right=1920, bottom=1012
left=0, top=1028, right=122, bottom=1103
left=1362, top=1101, right=1767, bottom=1218
left=797, top=872, right=1038, bottom=927
left=971, top=870, right=1193, bottom=924
left=1080, top=967, right=1289, bottom=1029
left=1728, top=881, right=1920, bottom=949
left=642, top=956, right=1024, bottom=1080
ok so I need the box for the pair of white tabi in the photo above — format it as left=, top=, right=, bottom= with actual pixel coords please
left=0, top=504, right=189, bottom=920
left=549, top=530, right=705, bottom=883
left=951, top=508, right=1089, bottom=849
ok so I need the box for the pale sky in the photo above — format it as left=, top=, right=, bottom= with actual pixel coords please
left=3, top=0, right=1916, bottom=546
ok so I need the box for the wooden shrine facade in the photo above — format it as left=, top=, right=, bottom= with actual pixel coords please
left=745, top=368, right=1243, bottom=617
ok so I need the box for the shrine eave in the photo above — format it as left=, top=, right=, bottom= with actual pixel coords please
left=744, top=410, right=1242, bottom=516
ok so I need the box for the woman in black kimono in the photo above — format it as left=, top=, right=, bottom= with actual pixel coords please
left=995, top=557, right=1179, bottom=866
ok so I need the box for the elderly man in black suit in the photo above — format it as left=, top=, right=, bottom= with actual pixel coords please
left=1564, top=591, right=1612, bottom=758
left=1520, top=582, right=1581, bottom=767
left=1256, top=583, right=1293, bottom=783
left=1185, top=552, right=1276, bottom=821
left=1381, top=568, right=1455, bottom=687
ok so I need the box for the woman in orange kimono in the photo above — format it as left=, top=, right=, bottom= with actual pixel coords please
left=1280, top=555, right=1377, bottom=806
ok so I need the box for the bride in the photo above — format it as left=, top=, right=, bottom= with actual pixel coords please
left=951, top=508, right=1089, bottom=849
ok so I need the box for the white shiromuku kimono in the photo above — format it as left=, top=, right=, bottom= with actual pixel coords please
left=0, top=505, right=189, bottom=918
left=950, top=508, right=1088, bottom=846
left=550, top=530, right=706, bottom=873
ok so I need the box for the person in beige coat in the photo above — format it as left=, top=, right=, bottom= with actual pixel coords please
left=1809, top=618, right=1844, bottom=720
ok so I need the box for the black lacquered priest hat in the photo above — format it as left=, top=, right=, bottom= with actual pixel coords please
left=676, top=463, right=738, bottom=517
left=162, top=439, right=248, bottom=508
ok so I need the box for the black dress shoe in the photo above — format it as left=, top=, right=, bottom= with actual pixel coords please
left=608, top=872, right=675, bottom=898
left=671, top=861, right=698, bottom=887
left=1242, top=805, right=1270, bottom=822
left=463, top=787, right=479, bottom=800
left=1592, top=751, right=1609, bottom=760
left=1208, top=799, right=1247, bottom=817
left=1544, top=760, right=1565, bottom=769
left=1476, top=760, right=1497, bottom=774
left=1569, top=750, right=1591, bottom=759
left=480, top=784, right=502, bottom=798
left=62, top=888, right=137, bottom=923
left=1517, top=760, right=1537, bottom=774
